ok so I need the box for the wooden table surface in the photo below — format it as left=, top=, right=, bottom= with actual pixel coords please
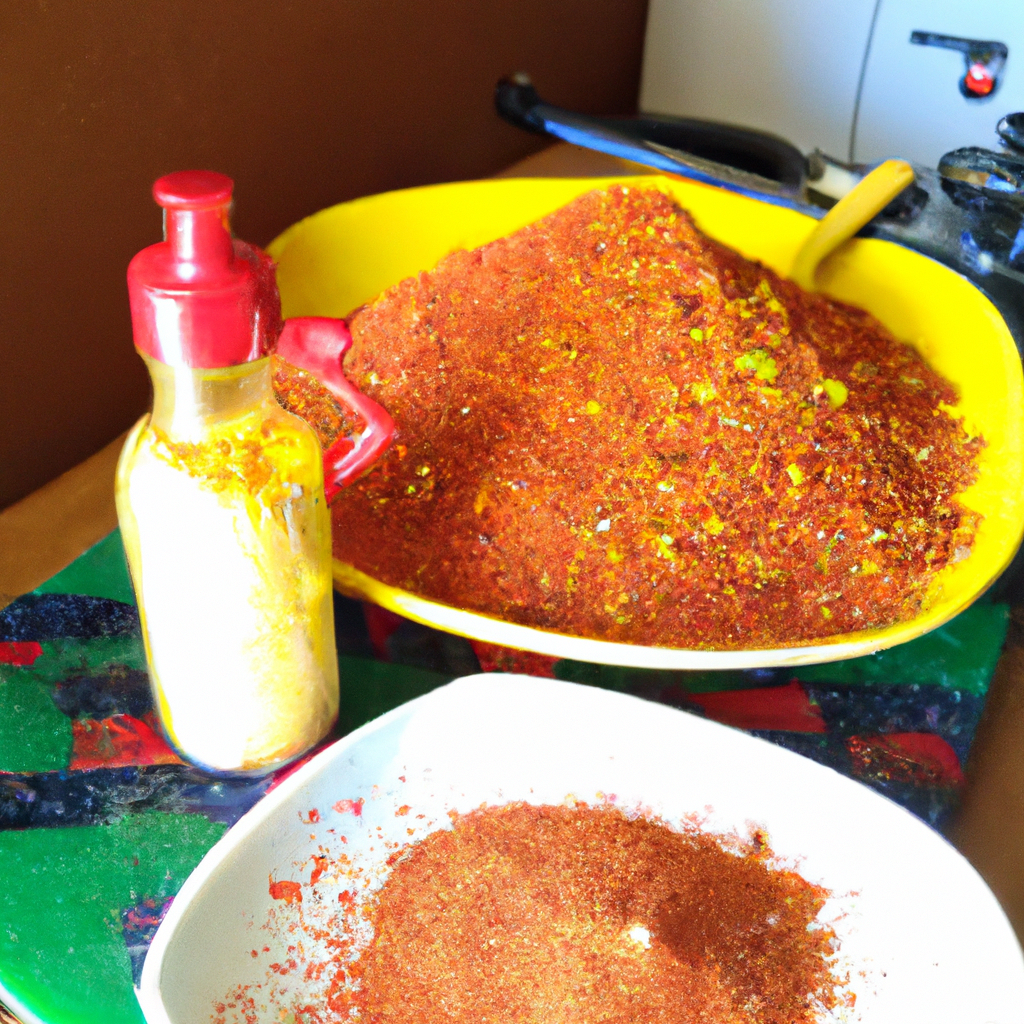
left=3, top=143, right=1023, bottom=952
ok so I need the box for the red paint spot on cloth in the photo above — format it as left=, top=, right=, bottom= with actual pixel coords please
left=301, top=808, right=321, bottom=824
left=333, top=797, right=364, bottom=816
left=69, top=712, right=183, bottom=770
left=0, top=641, right=43, bottom=666
left=269, top=879, right=302, bottom=904
left=684, top=681, right=827, bottom=733
left=847, top=732, right=964, bottom=787
left=470, top=640, right=558, bottom=677
left=396, top=805, right=411, bottom=816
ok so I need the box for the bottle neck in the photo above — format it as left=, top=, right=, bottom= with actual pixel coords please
left=145, top=354, right=275, bottom=439
left=164, top=204, right=234, bottom=278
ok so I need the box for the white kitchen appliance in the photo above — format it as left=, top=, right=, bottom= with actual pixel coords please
left=640, top=0, right=1024, bottom=168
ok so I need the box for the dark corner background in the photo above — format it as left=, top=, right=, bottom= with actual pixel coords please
left=0, top=0, right=649, bottom=511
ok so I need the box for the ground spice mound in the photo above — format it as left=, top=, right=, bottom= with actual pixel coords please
left=348, top=802, right=843, bottom=1024
left=328, top=185, right=982, bottom=648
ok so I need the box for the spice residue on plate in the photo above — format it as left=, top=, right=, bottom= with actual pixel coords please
left=344, top=802, right=846, bottom=1024
left=289, top=184, right=982, bottom=649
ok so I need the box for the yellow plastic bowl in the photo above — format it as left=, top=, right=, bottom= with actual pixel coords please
left=268, top=175, right=1024, bottom=669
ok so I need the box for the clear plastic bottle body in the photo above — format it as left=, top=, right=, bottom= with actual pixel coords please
left=116, top=355, right=339, bottom=773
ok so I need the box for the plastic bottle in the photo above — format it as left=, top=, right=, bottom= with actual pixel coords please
left=115, top=171, right=392, bottom=773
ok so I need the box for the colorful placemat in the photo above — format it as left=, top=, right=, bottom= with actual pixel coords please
left=0, top=530, right=1010, bottom=1024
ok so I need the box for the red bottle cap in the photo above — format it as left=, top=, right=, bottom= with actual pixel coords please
left=127, top=170, right=282, bottom=368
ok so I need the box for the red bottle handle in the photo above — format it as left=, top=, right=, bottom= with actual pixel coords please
left=276, top=316, right=396, bottom=503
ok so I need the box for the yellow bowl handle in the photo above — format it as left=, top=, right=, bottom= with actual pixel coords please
left=789, top=159, right=916, bottom=292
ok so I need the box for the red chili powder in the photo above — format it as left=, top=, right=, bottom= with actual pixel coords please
left=346, top=802, right=844, bottom=1024
left=268, top=878, right=303, bottom=905
left=305, top=184, right=981, bottom=649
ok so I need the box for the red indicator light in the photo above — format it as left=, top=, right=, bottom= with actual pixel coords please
left=964, top=61, right=995, bottom=96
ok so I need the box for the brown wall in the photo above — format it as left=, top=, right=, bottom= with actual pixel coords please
left=0, top=0, right=648, bottom=511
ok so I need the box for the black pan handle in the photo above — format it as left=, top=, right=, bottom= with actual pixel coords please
left=495, top=74, right=808, bottom=207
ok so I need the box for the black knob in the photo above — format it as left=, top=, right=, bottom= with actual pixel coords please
left=997, top=112, right=1024, bottom=152
left=939, top=146, right=1024, bottom=193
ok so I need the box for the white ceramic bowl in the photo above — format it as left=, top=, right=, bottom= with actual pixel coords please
left=137, top=675, right=1024, bottom=1024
